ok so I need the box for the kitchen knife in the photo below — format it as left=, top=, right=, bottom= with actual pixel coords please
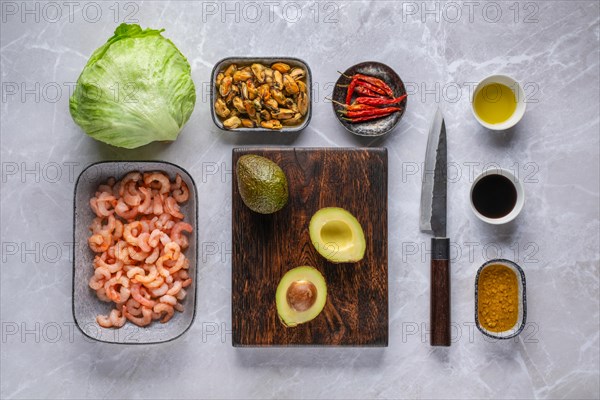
left=419, top=107, right=450, bottom=347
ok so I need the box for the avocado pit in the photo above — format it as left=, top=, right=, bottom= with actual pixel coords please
left=286, top=280, right=317, bottom=312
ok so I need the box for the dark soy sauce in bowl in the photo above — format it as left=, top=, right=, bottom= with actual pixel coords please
left=472, top=174, right=517, bottom=218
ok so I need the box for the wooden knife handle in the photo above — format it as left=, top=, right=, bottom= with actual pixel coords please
left=431, top=237, right=451, bottom=346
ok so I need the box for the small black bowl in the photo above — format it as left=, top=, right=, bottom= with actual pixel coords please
left=331, top=61, right=407, bottom=137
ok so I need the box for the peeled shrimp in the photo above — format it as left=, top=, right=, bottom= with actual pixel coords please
left=148, top=229, right=170, bottom=248
left=156, top=255, right=172, bottom=279
left=163, top=242, right=181, bottom=260
left=88, top=172, right=193, bottom=328
left=125, top=266, right=146, bottom=280
left=164, top=197, right=183, bottom=219
left=152, top=191, right=164, bottom=215
left=144, top=276, right=165, bottom=289
left=109, top=307, right=127, bottom=327
left=130, top=283, right=156, bottom=308
left=96, top=313, right=113, bottom=328
left=172, top=175, right=189, bottom=203
left=125, top=306, right=153, bottom=327
left=123, top=221, right=143, bottom=247
left=115, top=198, right=138, bottom=220
left=128, top=246, right=149, bottom=262
left=175, top=288, right=187, bottom=301
left=96, top=287, right=112, bottom=302
left=144, top=172, right=170, bottom=194
left=118, top=172, right=142, bottom=197
left=159, top=294, right=177, bottom=306
left=123, top=181, right=142, bottom=206
left=136, top=232, right=151, bottom=252
left=167, top=254, right=186, bottom=275
left=171, top=222, right=192, bottom=249
left=104, top=276, right=130, bottom=303
left=97, top=308, right=127, bottom=328
left=125, top=298, right=142, bottom=317
left=113, top=241, right=134, bottom=264
left=89, top=267, right=108, bottom=290
left=137, top=187, right=153, bottom=214
left=131, top=265, right=158, bottom=284
left=153, top=303, right=174, bottom=323
left=182, top=278, right=192, bottom=288
left=150, top=283, right=169, bottom=297
left=156, top=213, right=172, bottom=229
left=113, top=219, right=124, bottom=239
left=177, top=270, right=189, bottom=280
left=145, top=247, right=160, bottom=264
left=166, top=281, right=183, bottom=296
left=96, top=192, right=116, bottom=216
left=88, top=231, right=112, bottom=253
left=93, top=256, right=123, bottom=274
left=103, top=218, right=117, bottom=235
left=90, top=218, right=102, bottom=234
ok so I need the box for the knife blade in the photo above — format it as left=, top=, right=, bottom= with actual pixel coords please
left=419, top=107, right=451, bottom=347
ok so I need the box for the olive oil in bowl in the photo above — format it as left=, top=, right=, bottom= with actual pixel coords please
left=471, top=75, right=526, bottom=130
left=473, top=83, right=517, bottom=124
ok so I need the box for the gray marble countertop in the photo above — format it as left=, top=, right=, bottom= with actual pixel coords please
left=1, top=1, right=599, bottom=399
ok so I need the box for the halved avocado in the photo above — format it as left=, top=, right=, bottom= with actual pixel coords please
left=309, top=207, right=366, bottom=263
left=276, top=266, right=327, bottom=327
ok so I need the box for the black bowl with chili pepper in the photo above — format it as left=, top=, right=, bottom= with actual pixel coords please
left=331, top=61, right=407, bottom=137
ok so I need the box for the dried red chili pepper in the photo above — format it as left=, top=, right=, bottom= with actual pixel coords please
left=345, top=77, right=358, bottom=105
left=354, top=85, right=387, bottom=98
left=329, top=98, right=377, bottom=112
left=354, top=94, right=407, bottom=106
left=342, top=111, right=397, bottom=123
left=339, top=107, right=401, bottom=118
left=338, top=84, right=385, bottom=98
left=354, top=74, right=395, bottom=98
left=346, top=104, right=377, bottom=111
left=339, top=71, right=396, bottom=98
left=355, top=81, right=388, bottom=96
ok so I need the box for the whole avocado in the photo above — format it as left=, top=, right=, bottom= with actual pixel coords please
left=236, top=155, right=289, bottom=214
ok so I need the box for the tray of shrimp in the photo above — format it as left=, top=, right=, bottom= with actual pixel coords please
left=72, top=161, right=197, bottom=344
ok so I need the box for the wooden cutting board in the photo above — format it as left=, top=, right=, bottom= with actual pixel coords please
left=231, top=147, right=388, bottom=346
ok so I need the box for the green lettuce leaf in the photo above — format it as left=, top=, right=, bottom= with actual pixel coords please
left=69, top=23, right=196, bottom=149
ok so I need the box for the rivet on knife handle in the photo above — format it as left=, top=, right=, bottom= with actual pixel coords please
left=430, top=237, right=450, bottom=346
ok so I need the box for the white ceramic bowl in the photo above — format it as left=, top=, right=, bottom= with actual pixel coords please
left=471, top=74, right=526, bottom=130
left=470, top=168, right=524, bottom=225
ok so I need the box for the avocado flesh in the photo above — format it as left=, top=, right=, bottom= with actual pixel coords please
left=309, top=207, right=366, bottom=263
left=237, top=154, right=289, bottom=214
left=276, top=266, right=327, bottom=327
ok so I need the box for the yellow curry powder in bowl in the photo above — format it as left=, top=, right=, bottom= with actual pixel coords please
left=475, top=259, right=526, bottom=339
